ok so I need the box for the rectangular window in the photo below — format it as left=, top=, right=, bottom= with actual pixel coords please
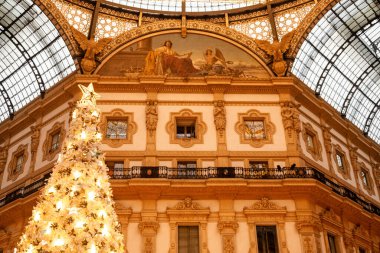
left=178, top=226, right=199, bottom=253
left=327, top=234, right=338, bottom=253
left=176, top=118, right=196, bottom=139
left=106, top=119, right=128, bottom=139
left=306, top=133, right=315, bottom=150
left=360, top=169, right=369, bottom=188
left=336, top=152, right=345, bottom=171
left=244, top=120, right=265, bottom=139
left=15, top=154, right=24, bottom=173
left=50, top=131, right=61, bottom=152
left=249, top=161, right=269, bottom=169
left=359, top=248, right=366, bottom=253
left=256, top=226, right=279, bottom=253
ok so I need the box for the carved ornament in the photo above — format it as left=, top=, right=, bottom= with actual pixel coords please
left=235, top=109, right=276, bottom=148
left=0, top=145, right=8, bottom=175
left=138, top=221, right=160, bottom=233
left=42, top=121, right=66, bottom=162
left=302, top=122, right=323, bottom=161
left=172, top=197, right=203, bottom=210
left=296, top=216, right=322, bottom=232
left=145, top=100, right=158, bottom=136
left=166, top=109, right=207, bottom=148
left=99, top=109, right=137, bottom=148
left=213, top=100, right=226, bottom=136
left=321, top=126, right=332, bottom=154
left=255, top=30, right=295, bottom=76
left=7, top=144, right=28, bottom=182
left=251, top=197, right=285, bottom=210
left=280, top=101, right=301, bottom=138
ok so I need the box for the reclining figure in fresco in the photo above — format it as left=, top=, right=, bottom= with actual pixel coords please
left=144, top=40, right=198, bottom=76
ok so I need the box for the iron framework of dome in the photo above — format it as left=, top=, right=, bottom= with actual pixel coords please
left=292, top=0, right=380, bottom=144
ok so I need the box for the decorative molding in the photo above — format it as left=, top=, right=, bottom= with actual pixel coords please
left=166, top=109, right=207, bottom=148
left=251, top=197, right=286, bottom=210
left=295, top=215, right=322, bottom=232
left=0, top=145, right=8, bottom=175
left=280, top=101, right=301, bottom=138
left=213, top=100, right=226, bottom=137
left=7, top=144, right=28, bottom=182
left=167, top=197, right=210, bottom=253
left=302, top=122, right=322, bottom=161
left=42, top=121, right=66, bottom=162
left=321, top=126, right=332, bottom=154
left=99, top=109, right=137, bottom=148
left=172, top=197, right=203, bottom=210
left=138, top=221, right=160, bottom=233
left=145, top=100, right=158, bottom=136
left=235, top=109, right=276, bottom=148
left=332, top=144, right=351, bottom=180
left=358, top=162, right=375, bottom=196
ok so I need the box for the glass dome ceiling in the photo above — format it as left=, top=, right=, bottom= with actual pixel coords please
left=0, top=0, right=76, bottom=122
left=105, top=0, right=266, bottom=13
left=292, top=0, right=380, bottom=144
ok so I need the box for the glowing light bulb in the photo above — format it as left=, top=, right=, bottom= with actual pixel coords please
left=87, top=191, right=95, bottom=201
left=81, top=131, right=87, bottom=140
left=75, top=220, right=85, bottom=228
left=91, top=111, right=99, bottom=117
left=73, top=170, right=81, bottom=179
left=101, top=225, right=109, bottom=237
left=95, top=132, right=102, bottom=139
left=56, top=200, right=63, bottom=210
left=97, top=161, right=103, bottom=167
left=57, top=153, right=62, bottom=163
left=98, top=210, right=107, bottom=218
left=26, top=244, right=34, bottom=253
left=33, top=211, right=41, bottom=221
left=53, top=238, right=65, bottom=247
left=48, top=186, right=56, bottom=194
left=45, top=223, right=52, bottom=235
left=72, top=111, right=77, bottom=119
left=96, top=180, right=102, bottom=187
left=89, top=243, right=97, bottom=253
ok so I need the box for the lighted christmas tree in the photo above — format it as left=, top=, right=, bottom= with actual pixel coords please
left=16, top=84, right=125, bottom=253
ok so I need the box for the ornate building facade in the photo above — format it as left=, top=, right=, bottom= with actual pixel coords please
left=0, top=0, right=379, bottom=252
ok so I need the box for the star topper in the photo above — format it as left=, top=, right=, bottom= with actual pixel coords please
left=78, top=83, right=101, bottom=105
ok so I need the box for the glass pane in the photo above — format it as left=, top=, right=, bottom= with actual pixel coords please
left=256, top=226, right=279, bottom=253
left=327, top=234, right=338, bottom=253
left=178, top=226, right=199, bottom=253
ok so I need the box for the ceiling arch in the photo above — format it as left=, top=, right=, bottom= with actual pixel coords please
left=292, top=0, right=380, bottom=143
left=0, top=0, right=77, bottom=122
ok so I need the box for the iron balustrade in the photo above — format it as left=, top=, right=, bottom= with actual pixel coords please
left=0, top=167, right=379, bottom=216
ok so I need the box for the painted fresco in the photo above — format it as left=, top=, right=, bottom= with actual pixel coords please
left=98, top=33, right=270, bottom=78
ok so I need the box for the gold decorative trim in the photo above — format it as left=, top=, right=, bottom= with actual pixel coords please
left=42, top=121, right=66, bottom=161
left=358, top=162, right=375, bottom=195
left=235, top=109, right=276, bottom=148
left=99, top=109, right=137, bottom=148
left=0, top=145, right=9, bottom=175
left=332, top=144, right=351, bottom=180
left=166, top=109, right=207, bottom=148
left=7, top=144, right=28, bottom=182
left=302, top=122, right=322, bottom=161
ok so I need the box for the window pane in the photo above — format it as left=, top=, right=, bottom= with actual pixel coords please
left=178, top=226, right=199, bottom=253
left=327, top=234, right=338, bottom=253
left=244, top=120, right=265, bottom=139
left=256, top=226, right=279, bottom=253
left=106, top=120, right=128, bottom=139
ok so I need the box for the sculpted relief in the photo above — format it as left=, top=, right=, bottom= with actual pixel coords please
left=98, top=33, right=270, bottom=78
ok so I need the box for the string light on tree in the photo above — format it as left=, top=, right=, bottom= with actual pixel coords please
left=16, top=83, right=125, bottom=253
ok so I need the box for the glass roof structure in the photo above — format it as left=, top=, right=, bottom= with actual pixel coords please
left=105, top=0, right=266, bottom=13
left=292, top=0, right=380, bottom=143
left=0, top=0, right=76, bottom=122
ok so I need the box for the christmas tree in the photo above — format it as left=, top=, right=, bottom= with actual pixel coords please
left=16, top=84, right=125, bottom=253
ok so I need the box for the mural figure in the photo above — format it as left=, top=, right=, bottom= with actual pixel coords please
left=100, top=34, right=270, bottom=78
left=202, top=48, right=234, bottom=75
left=144, top=40, right=197, bottom=76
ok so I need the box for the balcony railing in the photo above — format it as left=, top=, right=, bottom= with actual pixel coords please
left=1, top=167, right=379, bottom=217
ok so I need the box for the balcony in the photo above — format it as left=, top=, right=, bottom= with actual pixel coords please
left=1, top=167, right=379, bottom=217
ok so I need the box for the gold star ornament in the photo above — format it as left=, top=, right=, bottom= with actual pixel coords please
left=78, top=83, right=101, bottom=105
